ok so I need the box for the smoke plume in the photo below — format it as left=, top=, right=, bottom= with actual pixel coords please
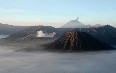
left=36, top=30, right=56, bottom=37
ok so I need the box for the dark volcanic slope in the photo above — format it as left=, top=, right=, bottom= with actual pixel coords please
left=48, top=31, right=113, bottom=51
left=74, top=25, right=116, bottom=45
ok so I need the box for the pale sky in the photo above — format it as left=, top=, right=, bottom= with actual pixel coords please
left=0, top=0, right=116, bottom=27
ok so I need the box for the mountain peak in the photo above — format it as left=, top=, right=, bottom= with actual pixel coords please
left=76, top=17, right=79, bottom=21
left=61, top=18, right=90, bottom=28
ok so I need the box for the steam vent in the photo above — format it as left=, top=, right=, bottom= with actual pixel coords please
left=48, top=31, right=113, bottom=52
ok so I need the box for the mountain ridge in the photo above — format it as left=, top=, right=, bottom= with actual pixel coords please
left=0, top=23, right=30, bottom=35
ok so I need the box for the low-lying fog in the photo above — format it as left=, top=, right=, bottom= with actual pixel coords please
left=0, top=46, right=116, bottom=73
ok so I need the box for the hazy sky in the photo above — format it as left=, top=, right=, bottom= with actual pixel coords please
left=0, top=0, right=116, bottom=27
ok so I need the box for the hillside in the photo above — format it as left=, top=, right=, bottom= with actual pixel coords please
left=47, top=31, right=114, bottom=52
left=73, top=25, right=116, bottom=45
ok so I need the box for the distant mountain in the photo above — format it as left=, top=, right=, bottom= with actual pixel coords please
left=0, top=23, right=29, bottom=35
left=61, top=18, right=91, bottom=28
left=73, top=25, right=116, bottom=45
left=47, top=31, right=114, bottom=52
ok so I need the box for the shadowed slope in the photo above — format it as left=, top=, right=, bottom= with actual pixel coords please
left=73, top=25, right=116, bottom=45
left=47, top=31, right=114, bottom=52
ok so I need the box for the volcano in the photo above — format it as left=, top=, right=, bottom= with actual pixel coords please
left=47, top=31, right=114, bottom=52
left=61, top=17, right=90, bottom=28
